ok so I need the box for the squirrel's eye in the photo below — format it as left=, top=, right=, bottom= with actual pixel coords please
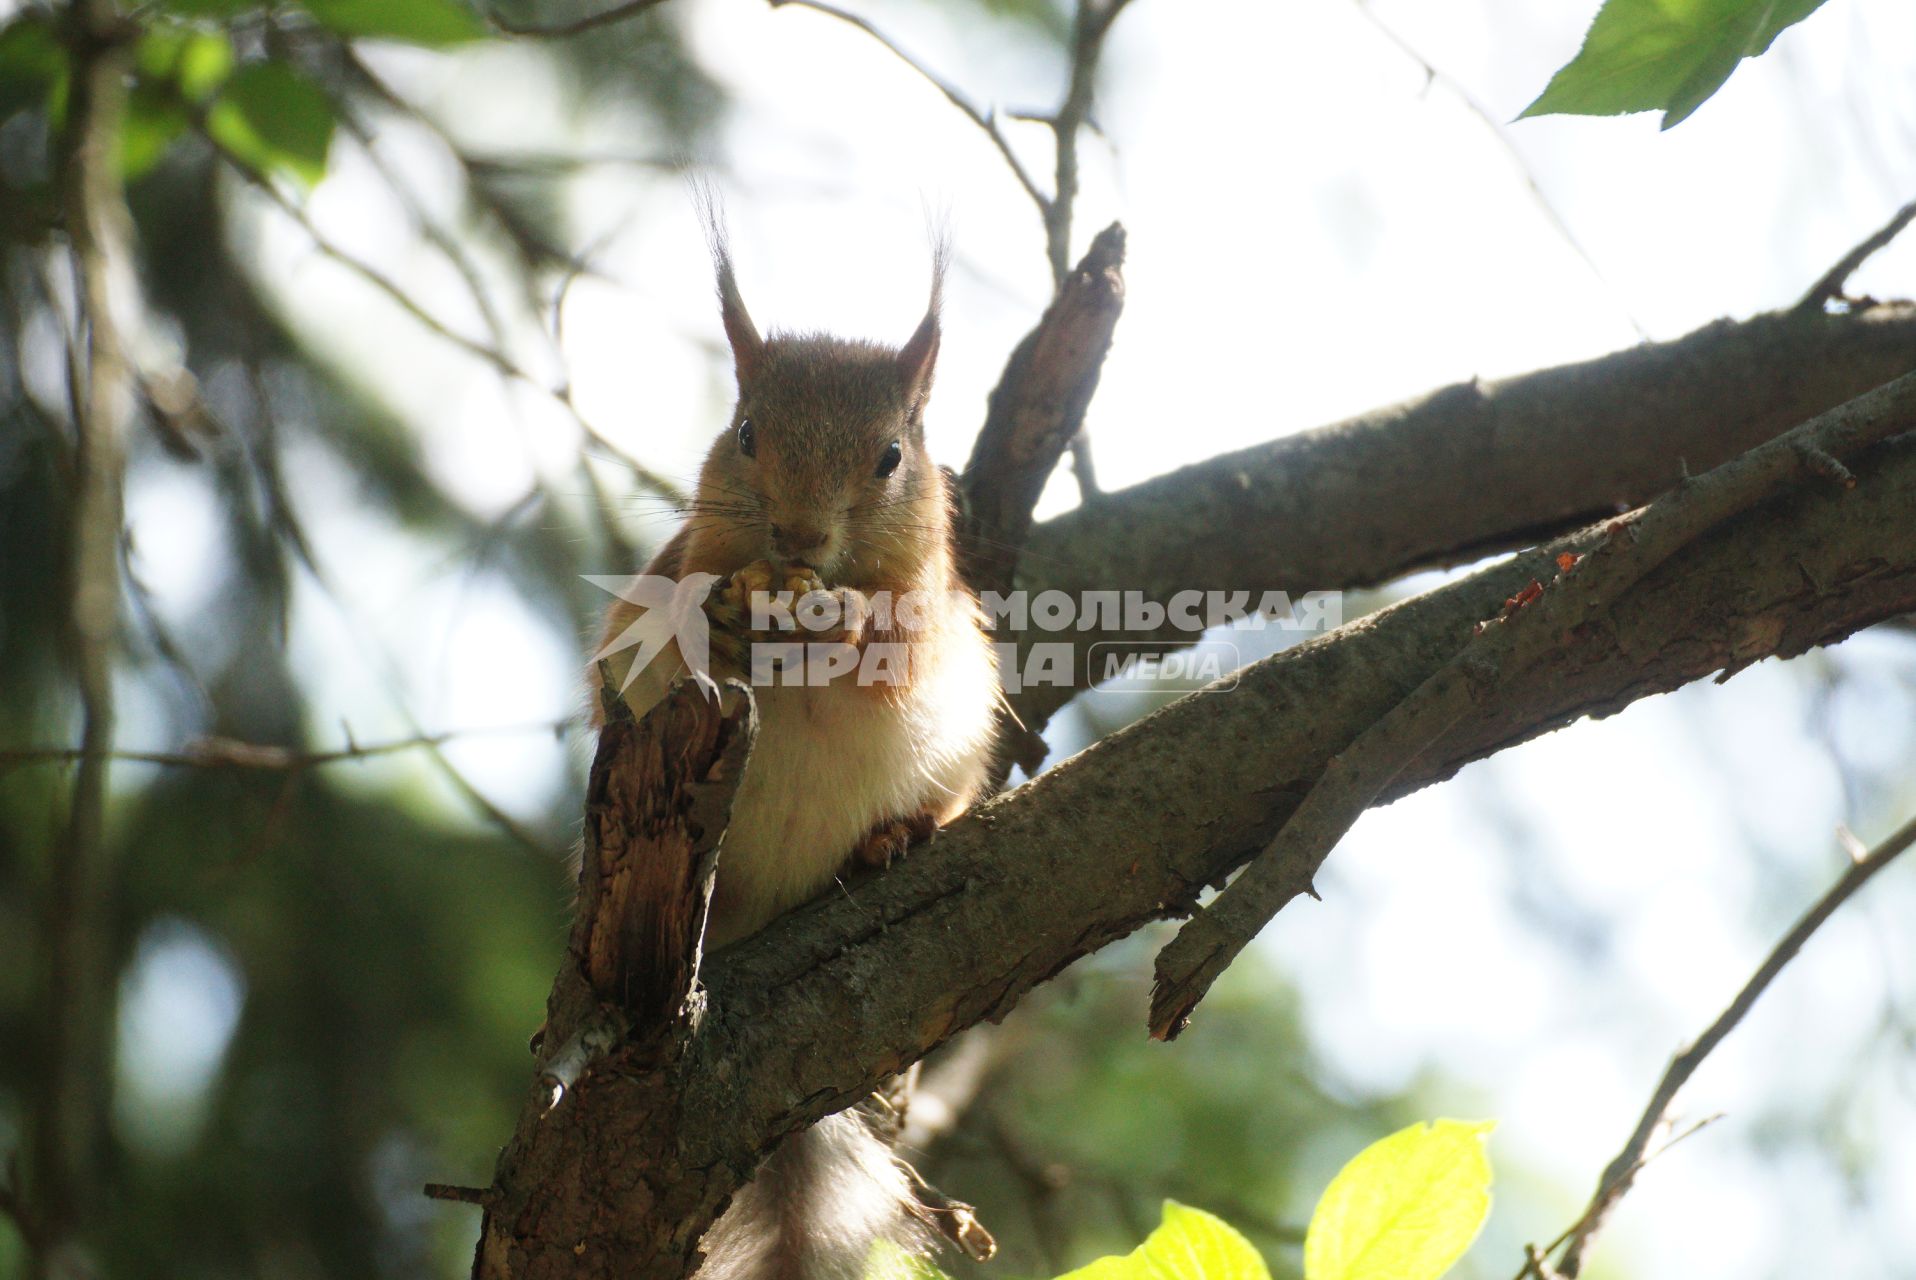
left=875, top=440, right=903, bottom=478
left=736, top=418, right=756, bottom=458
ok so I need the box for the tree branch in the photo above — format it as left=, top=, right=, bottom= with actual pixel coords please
left=486, top=0, right=674, bottom=38
left=471, top=676, right=755, bottom=1278
left=1010, top=301, right=1916, bottom=736
left=1795, top=196, right=1916, bottom=314
left=36, top=2, right=137, bottom=1269
left=959, top=222, right=1126, bottom=596
left=765, top=0, right=1049, bottom=214
left=0, top=722, right=568, bottom=775
left=1148, top=369, right=1916, bottom=1038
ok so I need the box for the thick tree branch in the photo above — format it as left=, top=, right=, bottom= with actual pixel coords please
left=1148, top=369, right=1916, bottom=1038
left=1010, top=301, right=1916, bottom=735
left=959, top=222, right=1126, bottom=596
left=470, top=406, right=1916, bottom=1275
left=471, top=677, right=754, bottom=1279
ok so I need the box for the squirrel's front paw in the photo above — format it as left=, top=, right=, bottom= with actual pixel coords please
left=777, top=572, right=869, bottom=648
left=703, top=560, right=778, bottom=668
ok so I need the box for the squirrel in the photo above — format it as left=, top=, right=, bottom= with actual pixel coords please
left=591, top=220, right=1000, bottom=1280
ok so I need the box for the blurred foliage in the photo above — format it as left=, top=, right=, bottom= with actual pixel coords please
left=1523, top=0, right=1831, bottom=129
left=920, top=951, right=1425, bottom=1280
left=0, top=0, right=1433, bottom=1275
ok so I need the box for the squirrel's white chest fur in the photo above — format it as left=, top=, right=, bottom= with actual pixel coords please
left=704, top=625, right=999, bottom=947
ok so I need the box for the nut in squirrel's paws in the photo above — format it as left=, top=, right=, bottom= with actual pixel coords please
left=853, top=811, right=938, bottom=868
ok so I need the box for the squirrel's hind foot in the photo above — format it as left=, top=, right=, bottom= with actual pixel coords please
left=852, top=810, right=939, bottom=869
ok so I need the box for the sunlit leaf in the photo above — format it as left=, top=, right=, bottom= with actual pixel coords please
left=1058, top=1201, right=1271, bottom=1280
left=302, top=0, right=486, bottom=47
left=206, top=62, right=335, bottom=186
left=1303, top=1120, right=1493, bottom=1280
left=1521, top=0, right=1829, bottom=129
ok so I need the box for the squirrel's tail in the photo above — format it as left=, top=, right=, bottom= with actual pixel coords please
left=699, top=1109, right=929, bottom=1280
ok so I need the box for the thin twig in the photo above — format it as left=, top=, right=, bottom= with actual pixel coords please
left=0, top=722, right=569, bottom=773
left=1795, top=196, right=1916, bottom=314
left=487, top=0, right=672, bottom=38
left=765, top=0, right=1050, bottom=215
left=1512, top=1115, right=1719, bottom=1280
left=1043, top=0, right=1131, bottom=286
left=204, top=130, right=684, bottom=505
left=1551, top=813, right=1916, bottom=1276
left=1149, top=368, right=1916, bottom=1039
left=1351, top=0, right=1649, bottom=342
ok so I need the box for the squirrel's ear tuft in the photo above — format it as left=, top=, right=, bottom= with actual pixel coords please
left=715, top=251, right=763, bottom=383
left=694, top=181, right=763, bottom=383
left=897, top=242, right=947, bottom=413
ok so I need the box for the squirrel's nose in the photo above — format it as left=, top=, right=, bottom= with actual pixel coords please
left=770, top=522, right=830, bottom=565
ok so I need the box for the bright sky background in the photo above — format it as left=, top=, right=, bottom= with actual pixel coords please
left=109, top=0, right=1916, bottom=1275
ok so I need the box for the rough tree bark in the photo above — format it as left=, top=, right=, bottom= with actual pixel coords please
left=1013, top=300, right=1916, bottom=735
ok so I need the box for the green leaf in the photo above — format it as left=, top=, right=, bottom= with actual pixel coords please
left=1521, top=0, right=1830, bottom=129
left=153, top=0, right=262, bottom=15
left=1303, top=1120, right=1494, bottom=1280
left=0, top=16, right=67, bottom=118
left=301, top=0, right=485, bottom=47
left=138, top=27, right=235, bottom=101
left=1059, top=1201, right=1271, bottom=1280
left=207, top=62, right=336, bottom=186
left=121, top=84, right=189, bottom=178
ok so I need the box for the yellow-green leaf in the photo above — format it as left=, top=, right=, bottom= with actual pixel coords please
left=1059, top=1201, right=1271, bottom=1280
left=1303, top=1120, right=1493, bottom=1280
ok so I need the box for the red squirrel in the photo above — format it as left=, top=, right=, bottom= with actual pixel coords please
left=591, top=222, right=999, bottom=1280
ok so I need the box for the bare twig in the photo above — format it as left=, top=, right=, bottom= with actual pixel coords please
left=1796, top=196, right=1916, bottom=314
left=1042, top=0, right=1131, bottom=286
left=487, top=0, right=673, bottom=38
left=1351, top=0, right=1648, bottom=341
left=205, top=131, right=685, bottom=505
left=765, top=0, right=1049, bottom=214
left=1512, top=1115, right=1719, bottom=1280
left=1551, top=814, right=1916, bottom=1276
left=0, top=722, right=568, bottom=773
left=1149, top=368, right=1916, bottom=1039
